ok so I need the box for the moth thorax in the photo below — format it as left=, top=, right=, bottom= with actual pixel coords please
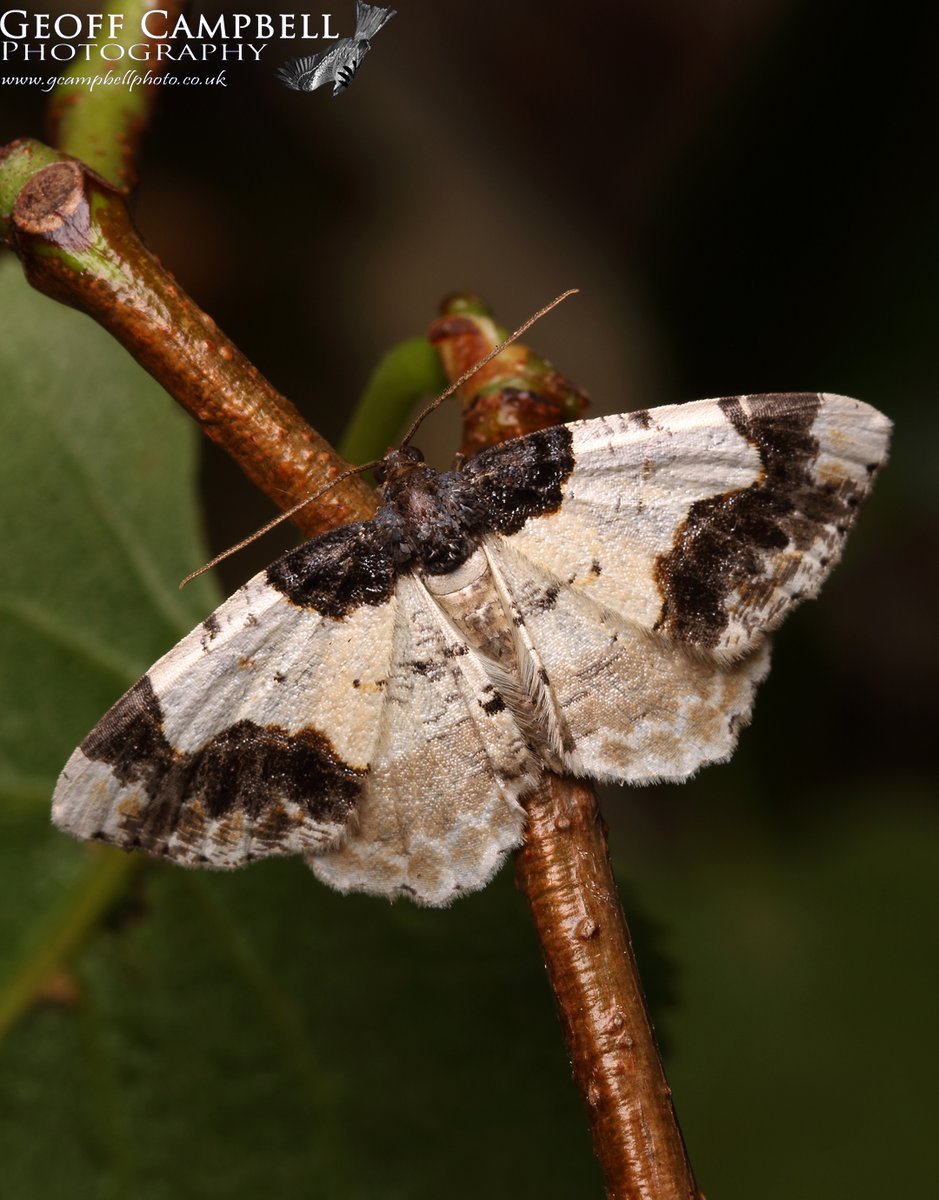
left=379, top=451, right=460, bottom=540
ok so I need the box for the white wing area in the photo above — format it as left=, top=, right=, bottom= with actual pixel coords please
left=310, top=574, right=534, bottom=905
left=485, top=537, right=771, bottom=783
left=503, top=405, right=761, bottom=635
left=151, top=575, right=394, bottom=764
left=52, top=572, right=397, bottom=866
left=505, top=395, right=891, bottom=656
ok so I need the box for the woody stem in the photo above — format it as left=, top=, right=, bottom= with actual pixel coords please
left=516, top=776, right=700, bottom=1199
left=0, top=130, right=702, bottom=1195
left=0, top=143, right=377, bottom=536
left=434, top=301, right=702, bottom=1198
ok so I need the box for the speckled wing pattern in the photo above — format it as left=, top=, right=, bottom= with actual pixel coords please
left=52, top=559, right=393, bottom=867
left=52, top=392, right=891, bottom=905
left=311, top=573, right=535, bottom=905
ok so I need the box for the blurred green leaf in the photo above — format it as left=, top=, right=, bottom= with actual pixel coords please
left=339, top=336, right=446, bottom=466
left=0, top=257, right=600, bottom=1197
left=0, top=252, right=219, bottom=1039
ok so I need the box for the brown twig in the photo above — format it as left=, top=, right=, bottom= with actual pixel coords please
left=0, top=144, right=376, bottom=536
left=0, top=137, right=701, bottom=1194
left=432, top=301, right=701, bottom=1199
left=429, top=291, right=589, bottom=456
left=517, top=777, right=700, bottom=1199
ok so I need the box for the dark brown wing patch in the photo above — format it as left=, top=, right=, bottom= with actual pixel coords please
left=266, top=516, right=399, bottom=618
left=463, top=425, right=576, bottom=536
left=653, top=393, right=869, bottom=647
left=80, top=675, right=362, bottom=862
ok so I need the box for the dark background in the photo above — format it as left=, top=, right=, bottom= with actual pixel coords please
left=2, top=2, right=936, bottom=1196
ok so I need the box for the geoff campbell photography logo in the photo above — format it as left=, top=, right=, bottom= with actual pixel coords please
left=0, top=4, right=395, bottom=95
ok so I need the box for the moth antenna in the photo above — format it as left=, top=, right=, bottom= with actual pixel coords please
left=180, top=459, right=383, bottom=589
left=181, top=289, right=577, bottom=589
left=400, top=288, right=579, bottom=448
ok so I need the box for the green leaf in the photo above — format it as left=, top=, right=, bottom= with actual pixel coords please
left=0, top=258, right=601, bottom=1197
left=0, top=260, right=218, bottom=793
left=0, top=253, right=221, bottom=1038
left=340, top=336, right=446, bottom=465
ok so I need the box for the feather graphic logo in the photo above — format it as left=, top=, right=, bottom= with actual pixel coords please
left=275, top=1, right=395, bottom=96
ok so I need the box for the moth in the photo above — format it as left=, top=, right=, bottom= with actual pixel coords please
left=275, top=1, right=395, bottom=97
left=52, top=391, right=891, bottom=906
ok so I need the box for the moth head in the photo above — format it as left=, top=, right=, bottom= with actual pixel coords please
left=374, top=445, right=425, bottom=491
